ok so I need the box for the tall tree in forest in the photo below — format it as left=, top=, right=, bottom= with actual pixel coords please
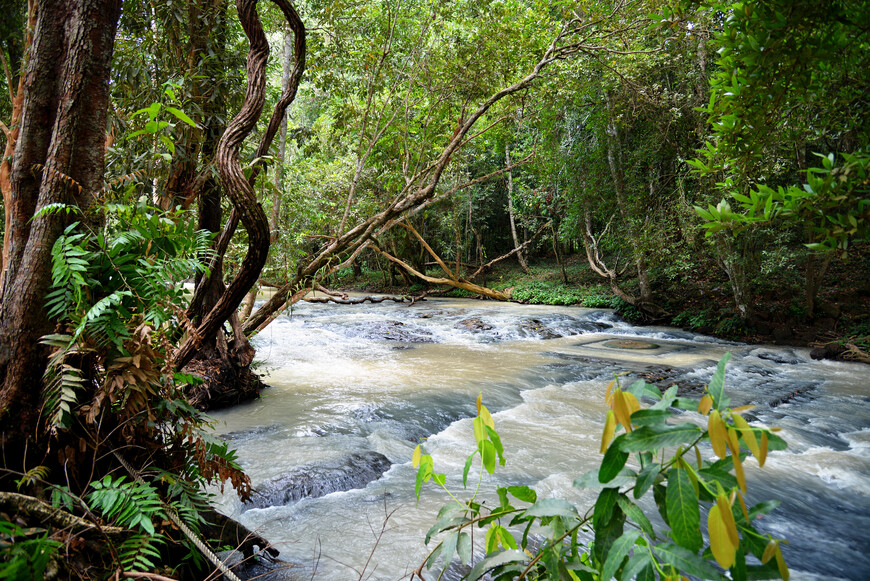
left=0, top=0, right=122, bottom=434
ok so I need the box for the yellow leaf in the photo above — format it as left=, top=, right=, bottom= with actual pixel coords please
left=412, top=445, right=422, bottom=468
left=733, top=414, right=761, bottom=462
left=624, top=391, right=640, bottom=415
left=613, top=391, right=633, bottom=433
left=732, top=445, right=746, bottom=493
left=708, top=411, right=728, bottom=458
left=759, top=432, right=768, bottom=467
left=775, top=543, right=789, bottom=581
left=731, top=404, right=755, bottom=414
left=698, top=394, right=713, bottom=415
left=737, top=490, right=749, bottom=524
left=717, top=494, right=740, bottom=547
left=476, top=393, right=482, bottom=414
left=605, top=379, right=615, bottom=404
left=762, top=540, right=777, bottom=564
left=726, top=426, right=741, bottom=455
left=480, top=404, right=495, bottom=430
left=601, top=410, right=616, bottom=454
left=694, top=445, right=703, bottom=468
left=708, top=504, right=737, bottom=570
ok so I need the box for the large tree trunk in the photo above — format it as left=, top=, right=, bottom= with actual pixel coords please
left=0, top=0, right=122, bottom=435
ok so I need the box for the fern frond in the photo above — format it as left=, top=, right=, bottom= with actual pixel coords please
left=31, top=163, right=83, bottom=195
left=87, top=475, right=165, bottom=536
left=30, top=202, right=81, bottom=223
left=117, top=533, right=163, bottom=572
left=16, top=465, right=50, bottom=491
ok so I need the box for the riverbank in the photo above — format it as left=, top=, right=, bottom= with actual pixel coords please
left=331, top=247, right=870, bottom=363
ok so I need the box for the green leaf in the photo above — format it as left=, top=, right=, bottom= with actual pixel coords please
left=601, top=530, right=640, bottom=580
left=424, top=505, right=466, bottom=544
left=164, top=106, right=198, bottom=127
left=485, top=425, right=506, bottom=466
left=525, top=498, right=579, bottom=519
left=593, top=505, right=625, bottom=565
left=708, top=354, right=732, bottom=410
left=473, top=415, right=486, bottom=444
left=574, top=468, right=636, bottom=490
left=599, top=434, right=629, bottom=483
left=634, top=462, right=660, bottom=499
left=622, top=551, right=654, bottom=581
left=666, top=468, right=702, bottom=553
left=623, top=379, right=662, bottom=401
left=620, top=423, right=702, bottom=452
left=630, top=409, right=671, bottom=426
left=653, top=542, right=724, bottom=579
left=457, top=531, right=472, bottom=565
left=594, top=488, right=619, bottom=525
left=748, top=500, right=781, bottom=520
left=507, top=485, right=537, bottom=503
left=427, top=530, right=457, bottom=569
left=462, top=452, right=475, bottom=487
left=616, top=494, right=654, bottom=536
left=480, top=439, right=496, bottom=474
left=466, top=550, right=528, bottom=581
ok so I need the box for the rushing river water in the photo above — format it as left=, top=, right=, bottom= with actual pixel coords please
left=208, top=296, right=870, bottom=580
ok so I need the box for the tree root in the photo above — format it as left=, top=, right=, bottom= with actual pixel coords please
left=0, top=491, right=124, bottom=536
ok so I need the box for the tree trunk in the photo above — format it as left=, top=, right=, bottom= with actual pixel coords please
left=715, top=234, right=753, bottom=320
left=0, top=1, right=37, bottom=288
left=605, top=103, right=653, bottom=305
left=175, top=0, right=306, bottom=369
left=270, top=23, right=293, bottom=242
left=505, top=145, right=529, bottom=273
left=0, top=0, right=122, bottom=434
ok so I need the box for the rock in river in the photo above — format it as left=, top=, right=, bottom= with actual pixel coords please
left=243, top=451, right=392, bottom=510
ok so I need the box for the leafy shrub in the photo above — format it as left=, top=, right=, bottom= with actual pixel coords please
left=581, top=292, right=615, bottom=308
left=512, top=281, right=584, bottom=305
left=413, top=355, right=790, bottom=580
left=0, top=519, right=62, bottom=581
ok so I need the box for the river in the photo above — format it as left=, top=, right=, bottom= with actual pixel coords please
left=208, top=296, right=870, bottom=580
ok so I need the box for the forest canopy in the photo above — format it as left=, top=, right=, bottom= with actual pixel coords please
left=0, top=0, right=867, bottom=578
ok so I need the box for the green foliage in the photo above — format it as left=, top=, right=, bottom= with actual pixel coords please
left=413, top=356, right=790, bottom=580
left=0, top=520, right=62, bottom=581
left=45, top=203, right=212, bottom=350
left=511, top=281, right=585, bottom=305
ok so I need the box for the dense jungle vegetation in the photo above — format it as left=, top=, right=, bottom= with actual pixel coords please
left=0, top=0, right=867, bottom=578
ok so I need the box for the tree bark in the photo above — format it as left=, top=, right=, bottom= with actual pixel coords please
left=174, top=0, right=306, bottom=369
left=0, top=0, right=122, bottom=434
left=0, top=1, right=37, bottom=288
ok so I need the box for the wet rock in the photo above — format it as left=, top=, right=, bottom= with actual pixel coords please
left=517, top=318, right=562, bottom=339
left=810, top=342, right=847, bottom=361
left=218, top=550, right=305, bottom=581
left=348, top=320, right=435, bottom=342
left=632, top=366, right=706, bottom=397
left=755, top=350, right=802, bottom=365
left=244, top=452, right=392, bottom=510
left=222, top=424, right=282, bottom=441
left=454, top=318, right=493, bottom=332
